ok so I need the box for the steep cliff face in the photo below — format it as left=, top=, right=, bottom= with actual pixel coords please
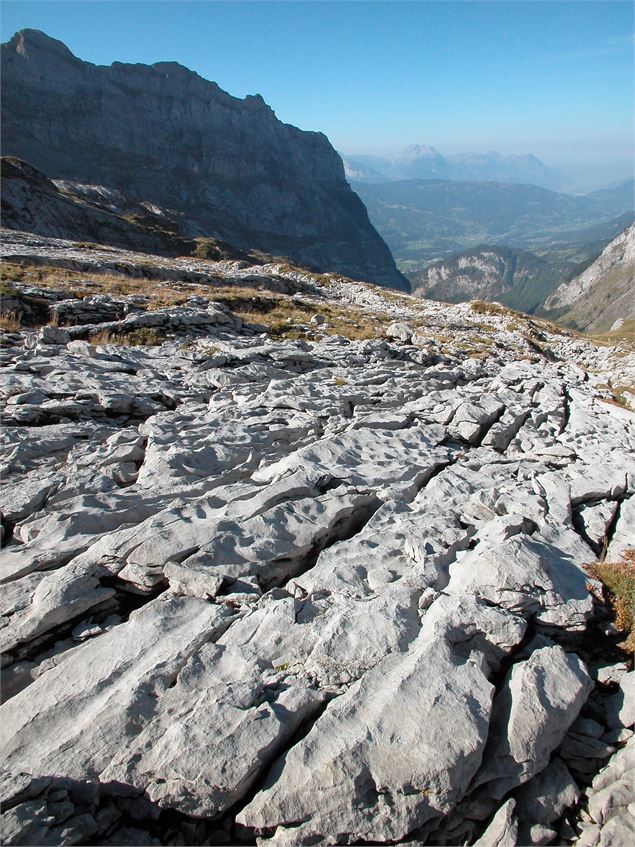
left=542, top=224, right=635, bottom=332
left=410, top=245, right=561, bottom=312
left=1, top=29, right=408, bottom=289
left=1, top=157, right=192, bottom=255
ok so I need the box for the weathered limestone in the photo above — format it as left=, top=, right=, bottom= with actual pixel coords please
left=0, top=597, right=233, bottom=779
left=1, top=230, right=634, bottom=846
left=473, top=645, right=593, bottom=798
left=238, top=597, right=527, bottom=844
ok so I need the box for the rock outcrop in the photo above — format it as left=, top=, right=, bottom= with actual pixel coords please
left=1, top=230, right=634, bottom=846
left=410, top=244, right=559, bottom=311
left=1, top=29, right=408, bottom=290
left=542, top=224, right=635, bottom=333
left=1, top=157, right=193, bottom=257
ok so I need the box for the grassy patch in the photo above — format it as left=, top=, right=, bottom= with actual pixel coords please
left=472, top=321, right=497, bottom=333
left=0, top=259, right=400, bottom=343
left=0, top=272, right=52, bottom=324
left=1, top=260, right=205, bottom=312
left=208, top=286, right=388, bottom=341
left=0, top=279, right=19, bottom=297
left=193, top=239, right=227, bottom=261
left=89, top=327, right=164, bottom=347
left=587, top=320, right=635, bottom=349
left=586, top=550, right=635, bottom=654
left=470, top=300, right=516, bottom=317
left=0, top=311, right=22, bottom=331
left=595, top=383, right=635, bottom=411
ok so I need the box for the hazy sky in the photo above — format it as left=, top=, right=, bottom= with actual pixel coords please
left=2, top=0, right=633, bottom=187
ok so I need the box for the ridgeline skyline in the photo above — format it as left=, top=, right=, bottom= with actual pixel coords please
left=1, top=0, right=633, bottom=191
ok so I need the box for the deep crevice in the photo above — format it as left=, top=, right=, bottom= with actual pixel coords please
left=571, top=488, right=632, bottom=559
left=229, top=697, right=333, bottom=845
left=1, top=580, right=168, bottom=701
left=600, top=492, right=632, bottom=561
left=261, top=495, right=382, bottom=592
left=558, top=385, right=572, bottom=436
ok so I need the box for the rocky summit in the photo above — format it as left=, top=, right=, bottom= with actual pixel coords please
left=0, top=30, right=407, bottom=291
left=543, top=224, right=635, bottom=334
left=1, top=229, right=634, bottom=846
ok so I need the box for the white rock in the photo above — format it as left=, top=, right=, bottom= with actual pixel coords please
left=101, top=643, right=326, bottom=817
left=238, top=596, right=525, bottom=843
left=605, top=672, right=635, bottom=729
left=0, top=596, right=233, bottom=780
left=473, top=644, right=593, bottom=797
left=513, top=757, right=579, bottom=824
left=472, top=799, right=518, bottom=847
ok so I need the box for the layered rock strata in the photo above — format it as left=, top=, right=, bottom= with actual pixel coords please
left=1, top=29, right=408, bottom=290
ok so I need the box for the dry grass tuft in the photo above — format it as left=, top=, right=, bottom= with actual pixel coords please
left=1, top=261, right=200, bottom=311
left=89, top=327, right=164, bottom=347
left=208, top=286, right=389, bottom=341
left=89, top=329, right=115, bottom=346
left=595, top=383, right=635, bottom=411
left=0, top=311, right=22, bottom=331
left=470, top=300, right=515, bottom=317
left=586, top=549, right=635, bottom=654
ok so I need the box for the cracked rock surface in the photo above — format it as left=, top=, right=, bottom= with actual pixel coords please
left=1, top=233, right=634, bottom=846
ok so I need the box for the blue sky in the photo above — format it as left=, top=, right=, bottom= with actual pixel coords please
left=2, top=1, right=633, bottom=186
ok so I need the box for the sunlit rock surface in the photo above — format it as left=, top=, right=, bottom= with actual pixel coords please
left=1, top=230, right=634, bottom=845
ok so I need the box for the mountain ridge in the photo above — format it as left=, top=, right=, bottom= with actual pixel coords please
left=541, top=224, right=635, bottom=332
left=343, top=145, right=560, bottom=188
left=409, top=243, right=563, bottom=312
left=1, top=28, right=408, bottom=290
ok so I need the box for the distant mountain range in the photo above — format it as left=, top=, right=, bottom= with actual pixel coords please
left=408, top=217, right=635, bottom=319
left=353, top=178, right=635, bottom=271
left=343, top=145, right=560, bottom=189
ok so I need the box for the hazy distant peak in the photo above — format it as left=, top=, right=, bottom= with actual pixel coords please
left=397, top=144, right=443, bottom=162
left=344, top=144, right=561, bottom=189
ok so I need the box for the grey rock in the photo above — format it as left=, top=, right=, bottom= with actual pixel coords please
left=447, top=535, right=594, bottom=631
left=602, top=727, right=633, bottom=745
left=1, top=30, right=408, bottom=290
left=560, top=733, right=615, bottom=760
left=386, top=321, right=414, bottom=343
left=596, top=662, right=629, bottom=685
left=605, top=672, right=635, bottom=729
left=0, top=596, right=232, bottom=779
left=0, top=798, right=54, bottom=846
left=164, top=561, right=225, bottom=599
left=101, top=644, right=326, bottom=817
left=472, top=799, right=518, bottom=847
left=519, top=823, right=557, bottom=845
left=447, top=396, right=504, bottom=444
left=38, top=326, right=70, bottom=345
left=513, top=757, right=579, bottom=824
left=605, top=496, right=635, bottom=562
left=1, top=230, right=634, bottom=845
left=473, top=644, right=593, bottom=797
left=237, top=596, right=526, bottom=843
